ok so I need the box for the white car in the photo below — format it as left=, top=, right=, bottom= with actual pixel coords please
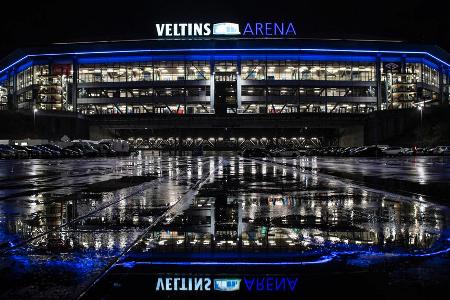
left=271, top=149, right=300, bottom=157
left=433, top=146, right=450, bottom=155
left=382, top=147, right=404, bottom=156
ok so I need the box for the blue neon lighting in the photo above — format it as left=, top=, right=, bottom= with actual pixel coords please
left=117, top=245, right=450, bottom=268
left=1, top=47, right=449, bottom=75
left=119, top=256, right=334, bottom=267
left=15, top=61, right=33, bottom=73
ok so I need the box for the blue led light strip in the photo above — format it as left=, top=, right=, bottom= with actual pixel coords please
left=1, top=47, right=449, bottom=75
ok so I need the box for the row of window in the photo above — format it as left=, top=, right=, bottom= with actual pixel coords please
left=77, top=103, right=377, bottom=115
left=242, top=87, right=375, bottom=97
left=7, top=61, right=444, bottom=88
left=78, top=87, right=210, bottom=98
left=77, top=86, right=375, bottom=99
left=78, top=60, right=377, bottom=83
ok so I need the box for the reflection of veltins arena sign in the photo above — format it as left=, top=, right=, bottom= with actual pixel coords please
left=155, top=277, right=240, bottom=291
left=155, top=276, right=298, bottom=292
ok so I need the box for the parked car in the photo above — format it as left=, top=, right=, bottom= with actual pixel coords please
left=0, top=144, right=27, bottom=158
left=11, top=145, right=40, bottom=158
left=72, top=142, right=99, bottom=157
left=0, top=145, right=15, bottom=159
left=433, top=146, right=450, bottom=155
left=242, top=148, right=271, bottom=158
left=64, top=145, right=84, bottom=157
left=92, top=143, right=116, bottom=156
left=353, top=146, right=384, bottom=157
left=382, top=147, right=405, bottom=156
left=99, top=139, right=130, bottom=155
left=270, top=148, right=300, bottom=157
left=43, top=144, right=81, bottom=158
left=27, top=145, right=52, bottom=158
left=36, top=145, right=62, bottom=158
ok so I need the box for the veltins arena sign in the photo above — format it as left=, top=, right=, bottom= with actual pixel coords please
left=155, top=22, right=297, bottom=37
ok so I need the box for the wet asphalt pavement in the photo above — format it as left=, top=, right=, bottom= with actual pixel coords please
left=0, top=153, right=449, bottom=299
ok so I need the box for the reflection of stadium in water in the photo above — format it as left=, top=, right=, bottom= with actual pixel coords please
left=2, top=156, right=446, bottom=254
left=139, top=158, right=445, bottom=254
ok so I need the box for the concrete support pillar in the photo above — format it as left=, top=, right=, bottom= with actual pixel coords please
left=439, top=65, right=445, bottom=105
left=6, top=72, right=14, bottom=110
left=236, top=60, right=242, bottom=113
left=210, top=60, right=215, bottom=114
left=11, top=69, right=17, bottom=111
left=376, top=56, right=382, bottom=111
left=72, top=57, right=79, bottom=113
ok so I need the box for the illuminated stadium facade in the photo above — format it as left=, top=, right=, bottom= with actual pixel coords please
left=1, top=25, right=449, bottom=145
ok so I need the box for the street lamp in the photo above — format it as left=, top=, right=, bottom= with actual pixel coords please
left=417, top=105, right=423, bottom=147
left=33, top=108, right=38, bottom=129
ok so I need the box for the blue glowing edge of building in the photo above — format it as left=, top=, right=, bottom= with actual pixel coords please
left=0, top=38, right=449, bottom=116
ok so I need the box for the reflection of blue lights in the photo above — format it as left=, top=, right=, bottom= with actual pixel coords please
left=117, top=245, right=450, bottom=268
left=9, top=252, right=111, bottom=277
left=119, top=256, right=334, bottom=267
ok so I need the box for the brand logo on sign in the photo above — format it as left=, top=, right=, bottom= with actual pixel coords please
left=214, top=278, right=241, bottom=291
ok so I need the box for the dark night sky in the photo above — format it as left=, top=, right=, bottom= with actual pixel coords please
left=1, top=0, right=448, bottom=58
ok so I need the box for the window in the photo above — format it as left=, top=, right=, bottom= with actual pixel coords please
left=154, top=61, right=185, bottom=81
left=241, top=60, right=265, bottom=80
left=267, top=60, right=298, bottom=80
left=186, top=61, right=210, bottom=80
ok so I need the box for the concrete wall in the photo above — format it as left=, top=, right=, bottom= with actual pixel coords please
left=0, top=111, right=89, bottom=140
left=339, top=125, right=364, bottom=147
left=89, top=126, right=117, bottom=140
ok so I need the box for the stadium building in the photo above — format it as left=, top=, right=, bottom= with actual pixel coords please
left=1, top=22, right=449, bottom=147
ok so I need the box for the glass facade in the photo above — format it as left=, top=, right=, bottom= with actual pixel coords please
left=0, top=77, right=9, bottom=110
left=0, top=53, right=448, bottom=115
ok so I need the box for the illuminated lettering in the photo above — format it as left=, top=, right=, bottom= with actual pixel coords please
left=244, top=277, right=298, bottom=292
left=156, top=24, right=165, bottom=37
left=204, top=278, right=211, bottom=291
left=165, top=277, right=172, bottom=291
left=156, top=277, right=213, bottom=291
left=265, top=23, right=273, bottom=36
left=287, top=277, right=298, bottom=292
left=156, top=23, right=212, bottom=37
left=255, top=23, right=263, bottom=35
left=256, top=277, right=265, bottom=291
left=156, top=22, right=296, bottom=38
left=244, top=277, right=255, bottom=290
left=276, top=277, right=285, bottom=290
left=165, top=24, right=172, bottom=36
left=204, top=24, right=211, bottom=36
left=274, top=23, right=284, bottom=35
left=243, top=23, right=254, bottom=35
left=286, top=22, right=296, bottom=35
left=242, top=22, right=297, bottom=36
left=156, top=278, right=164, bottom=291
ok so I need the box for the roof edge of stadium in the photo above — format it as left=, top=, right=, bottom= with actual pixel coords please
left=50, top=37, right=406, bottom=45
left=1, top=44, right=449, bottom=76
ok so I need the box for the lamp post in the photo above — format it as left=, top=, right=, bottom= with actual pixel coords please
left=417, top=105, right=423, bottom=147
left=33, top=108, right=38, bottom=129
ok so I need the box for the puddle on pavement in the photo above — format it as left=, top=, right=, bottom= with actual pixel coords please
left=0, top=155, right=449, bottom=299
left=0, top=156, right=217, bottom=299
left=127, top=157, right=449, bottom=262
